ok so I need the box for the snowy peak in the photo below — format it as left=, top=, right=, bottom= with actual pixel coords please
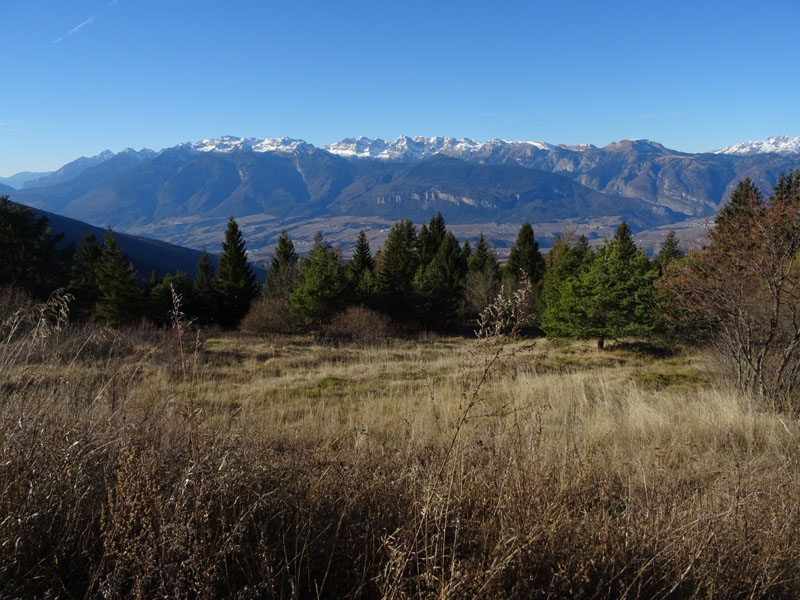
left=715, top=135, right=800, bottom=156
left=322, top=136, right=554, bottom=161
left=193, top=136, right=311, bottom=154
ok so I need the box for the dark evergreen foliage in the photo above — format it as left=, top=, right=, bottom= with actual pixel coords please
left=377, top=219, right=419, bottom=319
left=541, top=222, right=657, bottom=348
left=67, top=233, right=103, bottom=320
left=0, top=195, right=70, bottom=297
left=216, top=217, right=260, bottom=328
left=93, top=230, right=142, bottom=326
left=504, top=221, right=545, bottom=289
left=413, top=231, right=467, bottom=323
left=417, top=213, right=447, bottom=267
left=265, top=229, right=300, bottom=299
left=192, top=249, right=217, bottom=325
left=147, top=271, right=193, bottom=326
left=289, top=232, right=347, bottom=327
left=654, top=230, right=684, bottom=272
left=346, top=231, right=376, bottom=304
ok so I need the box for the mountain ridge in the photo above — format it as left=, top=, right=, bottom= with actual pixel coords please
left=5, top=134, right=800, bottom=259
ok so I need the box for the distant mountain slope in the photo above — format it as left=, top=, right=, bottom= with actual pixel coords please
left=6, top=199, right=264, bottom=281
left=0, top=171, right=52, bottom=189
left=10, top=134, right=800, bottom=254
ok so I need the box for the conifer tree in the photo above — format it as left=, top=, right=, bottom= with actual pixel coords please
left=377, top=219, right=419, bottom=318
left=289, top=232, right=347, bottom=327
left=654, top=230, right=684, bottom=272
left=94, top=229, right=142, bottom=326
left=417, top=213, right=447, bottom=268
left=0, top=195, right=69, bottom=297
left=468, top=233, right=500, bottom=277
left=216, top=217, right=259, bottom=328
left=504, top=221, right=546, bottom=290
left=347, top=230, right=376, bottom=304
left=540, top=233, right=592, bottom=335
left=146, top=271, right=193, bottom=326
left=542, top=222, right=656, bottom=348
left=714, top=178, right=762, bottom=241
left=68, top=232, right=103, bottom=320
left=413, top=231, right=467, bottom=323
left=192, top=249, right=217, bottom=325
left=264, top=229, right=299, bottom=299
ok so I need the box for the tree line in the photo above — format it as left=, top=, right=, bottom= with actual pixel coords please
left=1, top=193, right=683, bottom=341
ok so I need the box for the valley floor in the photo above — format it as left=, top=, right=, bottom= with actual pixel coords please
left=2, top=322, right=800, bottom=598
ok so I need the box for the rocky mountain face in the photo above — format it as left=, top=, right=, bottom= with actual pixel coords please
left=7, top=135, right=800, bottom=257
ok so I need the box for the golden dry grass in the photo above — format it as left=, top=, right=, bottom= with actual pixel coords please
left=2, top=309, right=800, bottom=598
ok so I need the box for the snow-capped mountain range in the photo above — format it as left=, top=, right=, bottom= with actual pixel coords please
left=5, top=132, right=800, bottom=258
left=714, top=135, right=800, bottom=156
left=190, top=134, right=800, bottom=160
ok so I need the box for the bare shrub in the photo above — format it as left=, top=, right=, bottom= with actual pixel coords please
left=316, top=305, right=398, bottom=345
left=239, top=295, right=301, bottom=335
left=0, top=284, right=35, bottom=323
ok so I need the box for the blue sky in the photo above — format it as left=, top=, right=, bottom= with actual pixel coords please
left=2, top=0, right=799, bottom=176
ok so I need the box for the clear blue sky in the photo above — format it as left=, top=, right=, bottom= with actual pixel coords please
left=2, top=0, right=799, bottom=176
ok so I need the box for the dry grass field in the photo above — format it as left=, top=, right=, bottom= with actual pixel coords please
left=3, top=304, right=800, bottom=598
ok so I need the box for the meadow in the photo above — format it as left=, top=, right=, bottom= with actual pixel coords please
left=2, top=302, right=800, bottom=598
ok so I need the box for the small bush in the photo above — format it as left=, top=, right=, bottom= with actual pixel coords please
left=239, top=295, right=301, bottom=335
left=316, top=305, right=398, bottom=345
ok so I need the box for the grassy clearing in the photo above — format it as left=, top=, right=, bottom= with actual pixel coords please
left=2, top=315, right=800, bottom=598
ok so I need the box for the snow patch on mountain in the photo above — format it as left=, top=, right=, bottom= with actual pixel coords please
left=194, top=136, right=311, bottom=154
left=715, top=136, right=800, bottom=156
left=323, top=136, right=554, bottom=161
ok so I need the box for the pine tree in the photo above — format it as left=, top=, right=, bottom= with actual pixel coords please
left=542, top=222, right=657, bottom=348
left=347, top=230, right=376, bottom=304
left=68, top=232, right=103, bottom=320
left=146, top=271, right=193, bottom=326
left=377, top=219, right=419, bottom=318
left=654, top=230, right=684, bottom=272
left=463, top=233, right=501, bottom=317
left=216, top=217, right=260, bottom=328
left=413, top=231, right=467, bottom=323
left=504, top=221, right=546, bottom=289
left=468, top=233, right=500, bottom=277
left=289, top=232, right=347, bottom=327
left=417, top=213, right=447, bottom=267
left=93, top=229, right=142, bottom=326
left=714, top=178, right=762, bottom=242
left=540, top=233, right=592, bottom=335
left=0, top=195, right=69, bottom=298
left=192, top=249, right=217, bottom=324
left=265, top=229, right=299, bottom=299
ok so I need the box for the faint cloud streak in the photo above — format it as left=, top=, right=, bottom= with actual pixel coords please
left=68, top=16, right=95, bottom=36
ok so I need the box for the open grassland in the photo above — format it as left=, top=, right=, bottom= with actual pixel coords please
left=3, top=319, right=800, bottom=598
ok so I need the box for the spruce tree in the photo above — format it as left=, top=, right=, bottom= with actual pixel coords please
left=504, top=221, right=546, bottom=289
left=347, top=230, right=376, bottom=304
left=94, top=230, right=142, bottom=326
left=0, top=195, right=69, bottom=298
left=216, top=217, right=260, bottom=328
left=417, top=213, right=447, bottom=268
left=463, top=233, right=502, bottom=317
left=265, top=229, right=299, bottom=299
left=68, top=232, right=103, bottom=320
left=413, top=231, right=467, bottom=324
left=468, top=233, right=500, bottom=277
left=654, top=230, right=684, bottom=272
left=542, top=222, right=657, bottom=348
left=192, top=249, right=217, bottom=325
left=146, top=271, right=193, bottom=326
left=377, top=219, right=419, bottom=318
left=289, top=232, right=347, bottom=327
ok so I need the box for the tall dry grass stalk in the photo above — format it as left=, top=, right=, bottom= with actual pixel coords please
left=2, top=298, right=800, bottom=598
